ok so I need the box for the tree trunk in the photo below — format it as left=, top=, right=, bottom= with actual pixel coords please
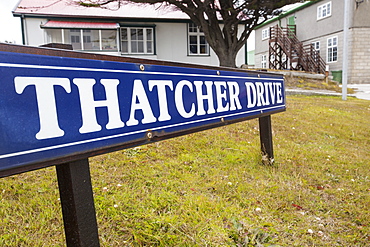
left=197, top=17, right=241, bottom=68
left=217, top=50, right=238, bottom=68
left=211, top=45, right=238, bottom=68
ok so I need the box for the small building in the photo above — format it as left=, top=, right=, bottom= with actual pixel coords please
left=12, top=0, right=248, bottom=67
left=254, top=0, right=370, bottom=84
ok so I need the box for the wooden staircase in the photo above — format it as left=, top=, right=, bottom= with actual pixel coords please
left=269, top=24, right=326, bottom=74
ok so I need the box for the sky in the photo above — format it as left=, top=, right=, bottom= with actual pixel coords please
left=0, top=0, right=22, bottom=44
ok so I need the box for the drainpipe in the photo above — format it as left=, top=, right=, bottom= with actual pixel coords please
left=244, top=40, right=248, bottom=65
left=20, top=14, right=26, bottom=45
left=342, top=0, right=350, bottom=100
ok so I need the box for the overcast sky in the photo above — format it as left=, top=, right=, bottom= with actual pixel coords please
left=0, top=0, right=22, bottom=44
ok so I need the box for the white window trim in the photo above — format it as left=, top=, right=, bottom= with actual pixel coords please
left=312, top=41, right=320, bottom=51
left=188, top=23, right=209, bottom=56
left=120, top=27, right=155, bottom=55
left=99, top=30, right=102, bottom=50
left=61, top=29, right=65, bottom=43
left=261, top=54, right=267, bottom=68
left=262, top=28, right=270, bottom=40
left=317, top=1, right=332, bottom=20
left=327, top=36, right=338, bottom=63
left=49, top=28, right=118, bottom=51
left=80, top=29, right=84, bottom=50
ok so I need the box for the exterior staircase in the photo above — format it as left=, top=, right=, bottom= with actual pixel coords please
left=269, top=24, right=326, bottom=74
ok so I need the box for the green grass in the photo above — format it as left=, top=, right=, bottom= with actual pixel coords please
left=1, top=95, right=369, bottom=246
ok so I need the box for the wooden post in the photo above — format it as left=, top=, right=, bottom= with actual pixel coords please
left=259, top=116, right=274, bottom=165
left=56, top=159, right=100, bottom=247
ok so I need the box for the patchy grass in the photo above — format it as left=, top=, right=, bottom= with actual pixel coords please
left=0, top=95, right=369, bottom=246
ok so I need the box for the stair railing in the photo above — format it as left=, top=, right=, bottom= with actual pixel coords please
left=269, top=25, right=326, bottom=74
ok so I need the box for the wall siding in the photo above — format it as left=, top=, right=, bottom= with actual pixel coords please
left=25, top=18, right=48, bottom=46
left=349, top=27, right=370, bottom=84
left=295, top=1, right=344, bottom=41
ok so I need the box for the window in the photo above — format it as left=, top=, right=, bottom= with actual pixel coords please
left=262, top=28, right=270, bottom=40
left=121, top=27, right=154, bottom=54
left=70, top=30, right=81, bottom=50
left=45, top=28, right=118, bottom=51
left=312, top=41, right=320, bottom=51
left=312, top=41, right=320, bottom=54
left=317, top=2, right=331, bottom=20
left=82, top=30, right=99, bottom=50
left=67, top=29, right=116, bottom=50
left=327, top=37, right=337, bottom=62
left=188, top=23, right=209, bottom=55
left=261, top=55, right=267, bottom=68
left=101, top=30, right=119, bottom=50
left=311, top=41, right=321, bottom=62
left=45, top=28, right=63, bottom=44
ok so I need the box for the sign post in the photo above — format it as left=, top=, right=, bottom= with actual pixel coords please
left=259, top=115, right=274, bottom=165
left=0, top=43, right=286, bottom=245
left=56, top=160, right=100, bottom=247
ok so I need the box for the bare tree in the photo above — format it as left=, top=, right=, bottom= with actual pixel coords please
left=77, top=0, right=302, bottom=67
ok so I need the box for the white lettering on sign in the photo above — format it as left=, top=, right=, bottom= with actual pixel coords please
left=14, top=77, right=71, bottom=139
left=14, top=77, right=283, bottom=140
left=148, top=80, right=173, bottom=122
left=175, top=80, right=195, bottom=119
left=73, top=78, right=125, bottom=134
left=228, top=81, right=242, bottom=111
left=126, top=79, right=157, bottom=126
left=245, top=82, right=283, bottom=108
left=214, top=81, right=229, bottom=113
left=194, top=81, right=216, bottom=116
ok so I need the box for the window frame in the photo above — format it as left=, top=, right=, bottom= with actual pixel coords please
left=45, top=28, right=119, bottom=52
left=317, top=1, right=332, bottom=20
left=262, top=28, right=270, bottom=40
left=312, top=41, right=320, bottom=53
left=187, top=23, right=210, bottom=56
left=261, top=54, right=267, bottom=68
left=327, top=36, right=338, bottom=63
left=120, top=26, right=155, bottom=55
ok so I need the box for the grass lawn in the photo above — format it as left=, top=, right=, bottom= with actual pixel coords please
left=0, top=95, right=369, bottom=246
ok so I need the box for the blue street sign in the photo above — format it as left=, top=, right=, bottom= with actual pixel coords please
left=0, top=50, right=285, bottom=174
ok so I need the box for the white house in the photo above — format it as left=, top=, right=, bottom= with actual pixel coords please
left=12, top=0, right=248, bottom=67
